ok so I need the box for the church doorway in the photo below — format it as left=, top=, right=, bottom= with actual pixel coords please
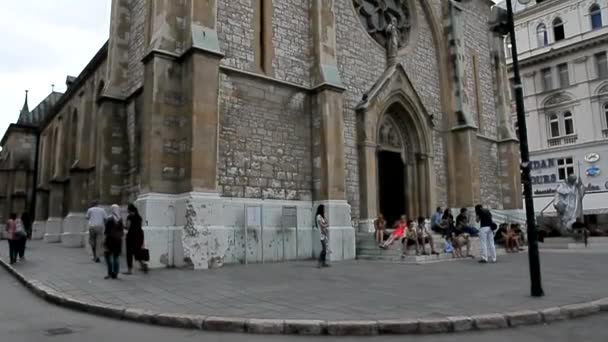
left=378, top=150, right=406, bottom=227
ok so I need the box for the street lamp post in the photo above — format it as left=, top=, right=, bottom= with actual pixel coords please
left=505, top=0, right=544, bottom=297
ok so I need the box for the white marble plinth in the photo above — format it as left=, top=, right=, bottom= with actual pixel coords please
left=135, top=193, right=355, bottom=269
left=43, top=217, right=63, bottom=243
left=32, top=221, right=46, bottom=240
left=61, top=213, right=87, bottom=248
left=358, top=219, right=375, bottom=233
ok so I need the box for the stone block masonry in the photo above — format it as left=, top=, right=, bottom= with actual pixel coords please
left=218, top=73, right=313, bottom=201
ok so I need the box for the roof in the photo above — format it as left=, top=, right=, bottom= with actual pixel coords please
left=17, top=92, right=63, bottom=127
left=17, top=91, right=30, bottom=124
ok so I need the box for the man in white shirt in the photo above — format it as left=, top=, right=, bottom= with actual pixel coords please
left=86, top=201, right=107, bottom=263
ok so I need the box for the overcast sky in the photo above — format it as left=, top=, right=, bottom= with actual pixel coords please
left=0, top=0, right=111, bottom=136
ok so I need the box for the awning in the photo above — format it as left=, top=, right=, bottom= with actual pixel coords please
left=535, top=191, right=608, bottom=216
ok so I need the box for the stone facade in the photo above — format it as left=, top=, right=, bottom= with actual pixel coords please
left=1, top=0, right=522, bottom=269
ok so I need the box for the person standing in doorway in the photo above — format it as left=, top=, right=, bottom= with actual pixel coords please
left=87, top=201, right=107, bottom=263
left=475, top=204, right=496, bottom=264
left=104, top=204, right=124, bottom=279
left=5, top=213, right=18, bottom=264
left=316, top=205, right=330, bottom=268
left=124, top=204, right=148, bottom=275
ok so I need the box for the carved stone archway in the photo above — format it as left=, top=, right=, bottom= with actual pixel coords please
left=357, top=64, right=435, bottom=232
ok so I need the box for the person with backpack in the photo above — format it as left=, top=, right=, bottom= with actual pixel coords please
left=315, top=205, right=330, bottom=268
left=475, top=204, right=497, bottom=264
left=104, top=204, right=124, bottom=279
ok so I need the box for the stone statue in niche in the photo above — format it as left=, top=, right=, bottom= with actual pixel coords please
left=386, top=14, right=400, bottom=65
left=353, top=0, right=411, bottom=55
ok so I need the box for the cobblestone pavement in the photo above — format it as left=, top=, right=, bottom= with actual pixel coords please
left=1, top=241, right=607, bottom=321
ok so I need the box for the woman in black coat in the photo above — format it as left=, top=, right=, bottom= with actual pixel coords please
left=124, top=204, right=148, bottom=274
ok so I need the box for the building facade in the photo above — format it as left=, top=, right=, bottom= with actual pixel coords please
left=1, top=0, right=521, bottom=269
left=505, top=0, right=608, bottom=229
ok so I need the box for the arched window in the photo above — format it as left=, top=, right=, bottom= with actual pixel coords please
left=553, top=17, right=565, bottom=41
left=505, top=36, right=512, bottom=58
left=590, top=4, right=603, bottom=30
left=549, top=114, right=560, bottom=138
left=537, top=23, right=548, bottom=47
left=563, top=112, right=575, bottom=135
left=603, top=103, right=608, bottom=128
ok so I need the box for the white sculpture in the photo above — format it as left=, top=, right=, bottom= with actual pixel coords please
left=386, top=15, right=400, bottom=66
left=553, top=175, right=586, bottom=232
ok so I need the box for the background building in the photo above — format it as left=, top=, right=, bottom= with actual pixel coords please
left=0, top=0, right=522, bottom=268
left=503, top=0, right=608, bottom=230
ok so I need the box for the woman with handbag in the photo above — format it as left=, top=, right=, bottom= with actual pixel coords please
left=124, top=204, right=148, bottom=275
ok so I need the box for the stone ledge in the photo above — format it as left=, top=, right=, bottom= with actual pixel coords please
left=0, top=256, right=607, bottom=336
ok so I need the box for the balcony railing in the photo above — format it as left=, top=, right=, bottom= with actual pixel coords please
left=548, top=135, right=578, bottom=147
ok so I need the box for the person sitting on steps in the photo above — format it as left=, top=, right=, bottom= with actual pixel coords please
left=451, top=221, right=474, bottom=258
left=374, top=213, right=386, bottom=244
left=414, top=217, right=439, bottom=256
left=379, top=215, right=407, bottom=249
left=402, top=219, right=420, bottom=256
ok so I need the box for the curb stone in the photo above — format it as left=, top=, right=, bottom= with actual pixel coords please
left=540, top=307, right=566, bottom=322
left=204, top=316, right=246, bottom=333
left=245, top=319, right=285, bottom=334
left=327, top=320, right=379, bottom=336
left=472, top=313, right=508, bottom=330
left=1, top=257, right=607, bottom=336
left=418, top=318, right=452, bottom=334
left=378, top=319, right=419, bottom=334
left=506, top=310, right=543, bottom=327
left=447, top=316, right=473, bottom=332
left=561, top=303, right=600, bottom=318
left=284, top=319, right=326, bottom=335
left=153, top=313, right=206, bottom=329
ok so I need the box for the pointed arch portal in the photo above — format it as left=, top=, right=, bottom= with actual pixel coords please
left=357, top=64, right=435, bottom=231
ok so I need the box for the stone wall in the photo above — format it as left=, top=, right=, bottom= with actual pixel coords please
left=217, top=73, right=313, bottom=201
left=217, top=0, right=311, bottom=86
left=462, top=0, right=499, bottom=138
left=127, top=0, right=146, bottom=95
left=479, top=139, right=502, bottom=208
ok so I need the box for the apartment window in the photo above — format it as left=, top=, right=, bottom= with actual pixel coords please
left=549, top=114, right=560, bottom=138
left=590, top=4, right=603, bottom=30
left=537, top=23, right=548, bottom=47
left=604, top=103, right=608, bottom=127
left=557, top=157, right=575, bottom=181
left=558, top=63, right=570, bottom=87
left=514, top=120, right=519, bottom=140
left=505, top=36, right=512, bottom=58
left=595, top=52, right=608, bottom=78
left=541, top=67, right=553, bottom=91
left=564, top=112, right=575, bottom=135
left=553, top=17, right=565, bottom=41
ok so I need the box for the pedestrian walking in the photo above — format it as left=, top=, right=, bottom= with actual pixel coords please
left=15, top=214, right=29, bottom=261
left=87, top=201, right=107, bottom=263
left=315, top=205, right=330, bottom=268
left=104, top=204, right=124, bottom=279
left=124, top=204, right=148, bottom=275
left=475, top=204, right=497, bottom=263
left=5, top=213, right=18, bottom=264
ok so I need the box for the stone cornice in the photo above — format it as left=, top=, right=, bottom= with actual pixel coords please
left=508, top=33, right=608, bottom=69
